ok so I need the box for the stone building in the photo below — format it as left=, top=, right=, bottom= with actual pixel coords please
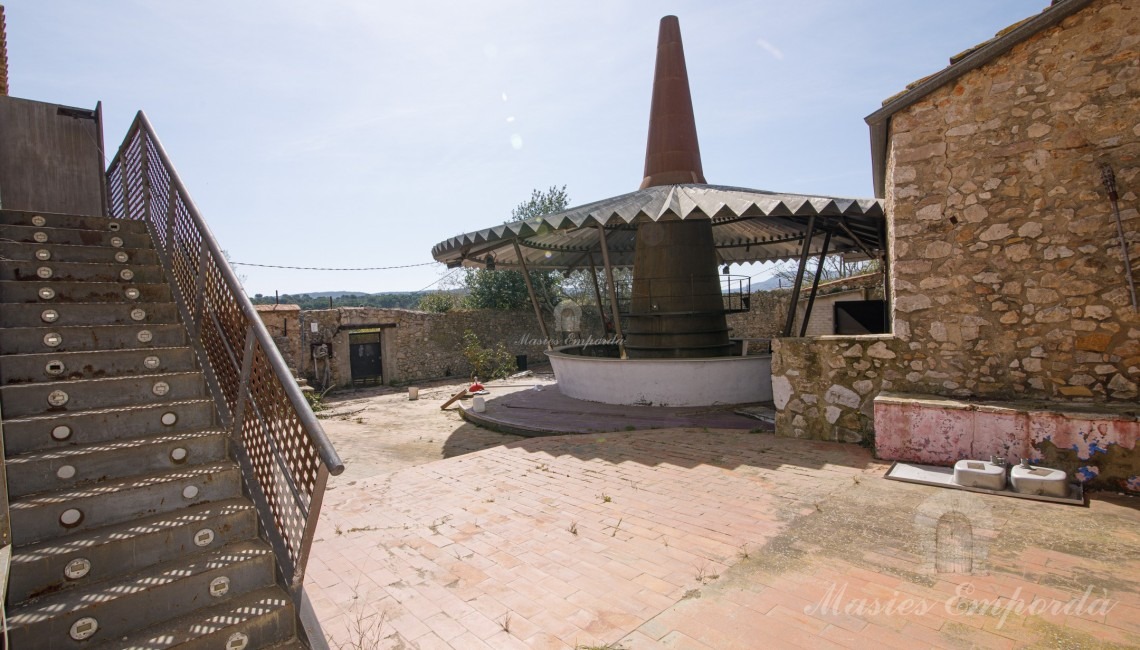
left=771, top=0, right=1138, bottom=490
left=257, top=306, right=562, bottom=389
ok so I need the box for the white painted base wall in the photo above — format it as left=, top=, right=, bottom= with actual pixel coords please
left=546, top=348, right=773, bottom=407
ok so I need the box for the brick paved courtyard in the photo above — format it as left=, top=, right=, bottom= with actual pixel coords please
left=306, top=428, right=1140, bottom=649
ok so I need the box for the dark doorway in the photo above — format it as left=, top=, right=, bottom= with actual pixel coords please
left=834, top=300, right=888, bottom=334
left=349, top=331, right=383, bottom=386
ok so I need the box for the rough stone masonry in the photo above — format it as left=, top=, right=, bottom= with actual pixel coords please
left=772, top=0, right=1139, bottom=490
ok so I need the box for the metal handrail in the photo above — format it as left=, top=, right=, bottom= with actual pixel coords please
left=105, top=112, right=343, bottom=610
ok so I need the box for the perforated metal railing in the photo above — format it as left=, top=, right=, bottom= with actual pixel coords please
left=106, top=112, right=344, bottom=602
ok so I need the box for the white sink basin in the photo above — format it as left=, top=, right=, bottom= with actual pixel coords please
left=1010, top=465, right=1069, bottom=498
left=953, top=459, right=1007, bottom=491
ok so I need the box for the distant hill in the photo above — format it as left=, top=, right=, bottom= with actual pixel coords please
left=752, top=276, right=787, bottom=291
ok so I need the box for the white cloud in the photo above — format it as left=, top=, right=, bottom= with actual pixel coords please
left=756, top=37, right=784, bottom=60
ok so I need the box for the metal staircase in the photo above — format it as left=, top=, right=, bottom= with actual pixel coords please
left=0, top=113, right=343, bottom=648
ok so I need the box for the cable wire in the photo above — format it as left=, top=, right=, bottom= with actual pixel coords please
left=230, top=261, right=438, bottom=271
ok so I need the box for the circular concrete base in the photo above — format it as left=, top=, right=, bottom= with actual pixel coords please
left=546, top=346, right=772, bottom=407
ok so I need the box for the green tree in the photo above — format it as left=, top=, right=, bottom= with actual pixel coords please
left=463, top=186, right=569, bottom=313
left=418, top=292, right=458, bottom=313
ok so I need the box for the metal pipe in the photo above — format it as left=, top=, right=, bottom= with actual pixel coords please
left=512, top=238, right=553, bottom=349
left=1101, top=163, right=1137, bottom=311
left=800, top=229, right=832, bottom=337
left=595, top=223, right=627, bottom=358
left=782, top=215, right=817, bottom=336
left=586, top=253, right=608, bottom=334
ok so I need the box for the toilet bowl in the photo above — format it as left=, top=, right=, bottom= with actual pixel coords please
left=953, top=459, right=1007, bottom=491
left=1010, top=465, right=1069, bottom=498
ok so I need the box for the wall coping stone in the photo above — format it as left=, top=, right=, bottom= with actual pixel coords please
left=876, top=392, right=1140, bottom=422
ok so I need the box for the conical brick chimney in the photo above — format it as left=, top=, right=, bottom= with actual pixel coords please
left=640, top=15, right=706, bottom=189
left=626, top=16, right=730, bottom=359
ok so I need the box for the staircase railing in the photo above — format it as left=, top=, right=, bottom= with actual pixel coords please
left=105, top=112, right=344, bottom=609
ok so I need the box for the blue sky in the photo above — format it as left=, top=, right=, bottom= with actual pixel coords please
left=6, top=0, right=1046, bottom=295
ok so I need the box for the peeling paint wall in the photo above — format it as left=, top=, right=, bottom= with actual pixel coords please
left=875, top=394, right=1139, bottom=492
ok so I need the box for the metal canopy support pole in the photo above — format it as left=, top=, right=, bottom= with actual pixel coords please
left=595, top=224, right=627, bottom=359
left=799, top=229, right=832, bottom=337
left=586, top=253, right=608, bottom=334
left=512, top=239, right=553, bottom=350
left=782, top=215, right=817, bottom=337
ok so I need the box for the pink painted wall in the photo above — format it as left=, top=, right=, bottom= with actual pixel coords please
left=875, top=395, right=1140, bottom=493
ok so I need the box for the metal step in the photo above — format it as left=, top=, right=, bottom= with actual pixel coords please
left=0, top=346, right=197, bottom=384
left=0, top=323, right=188, bottom=354
left=90, top=586, right=297, bottom=650
left=0, top=371, right=208, bottom=417
left=0, top=301, right=178, bottom=328
left=0, top=223, right=153, bottom=248
left=0, top=241, right=159, bottom=265
left=5, top=428, right=227, bottom=497
left=6, top=540, right=278, bottom=649
left=0, top=209, right=151, bottom=233
left=1, top=398, right=216, bottom=455
left=0, top=208, right=311, bottom=647
left=9, top=460, right=242, bottom=546
left=0, top=279, right=171, bottom=303
left=8, top=497, right=257, bottom=603
left=0, top=259, right=165, bottom=283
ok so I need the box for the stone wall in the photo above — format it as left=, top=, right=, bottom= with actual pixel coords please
left=771, top=335, right=910, bottom=445
left=284, top=307, right=573, bottom=389
left=884, top=0, right=1140, bottom=403
left=254, top=304, right=303, bottom=374
left=725, top=290, right=788, bottom=339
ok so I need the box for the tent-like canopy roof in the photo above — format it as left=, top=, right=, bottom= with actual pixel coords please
left=431, top=183, right=885, bottom=271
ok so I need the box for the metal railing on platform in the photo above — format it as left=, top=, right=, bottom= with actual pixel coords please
left=106, top=113, right=344, bottom=611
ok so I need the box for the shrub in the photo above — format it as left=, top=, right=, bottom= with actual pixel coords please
left=461, top=330, right=517, bottom=380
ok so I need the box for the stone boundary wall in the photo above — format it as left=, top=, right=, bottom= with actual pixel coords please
left=884, top=0, right=1139, bottom=404
left=771, top=335, right=910, bottom=444
left=255, top=306, right=602, bottom=389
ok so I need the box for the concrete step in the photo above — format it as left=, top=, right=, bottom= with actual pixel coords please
left=0, top=222, right=153, bottom=248
left=8, top=497, right=256, bottom=603
left=0, top=323, right=188, bottom=354
left=6, top=540, right=277, bottom=649
left=0, top=259, right=165, bottom=283
left=0, top=346, right=197, bottom=384
left=0, top=371, right=207, bottom=417
left=8, top=460, right=242, bottom=546
left=5, top=429, right=227, bottom=498
left=0, top=279, right=171, bottom=303
left=0, top=241, right=159, bottom=265
left=90, top=586, right=296, bottom=650
left=2, top=398, right=216, bottom=455
left=0, top=209, right=151, bottom=233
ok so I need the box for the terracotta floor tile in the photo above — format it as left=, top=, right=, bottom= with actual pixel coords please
left=305, top=430, right=1140, bottom=650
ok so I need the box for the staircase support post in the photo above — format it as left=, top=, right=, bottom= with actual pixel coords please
left=231, top=325, right=257, bottom=441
